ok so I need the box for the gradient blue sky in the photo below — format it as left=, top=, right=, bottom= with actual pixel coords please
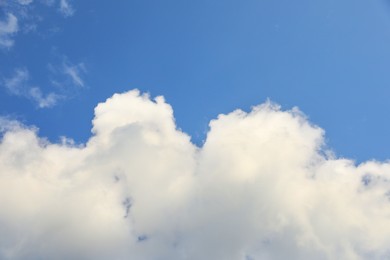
left=1, top=0, right=390, bottom=162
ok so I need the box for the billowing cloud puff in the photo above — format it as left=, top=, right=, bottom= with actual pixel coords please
left=0, top=90, right=390, bottom=259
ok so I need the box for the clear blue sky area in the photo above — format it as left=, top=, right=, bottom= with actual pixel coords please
left=1, top=0, right=390, bottom=162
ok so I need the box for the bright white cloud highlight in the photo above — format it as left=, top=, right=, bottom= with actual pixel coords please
left=3, top=68, right=61, bottom=108
left=0, top=13, right=18, bottom=48
left=0, top=90, right=390, bottom=259
left=59, top=0, right=74, bottom=17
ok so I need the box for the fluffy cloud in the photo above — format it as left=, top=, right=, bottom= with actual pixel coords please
left=0, top=90, right=390, bottom=259
left=0, top=13, right=18, bottom=48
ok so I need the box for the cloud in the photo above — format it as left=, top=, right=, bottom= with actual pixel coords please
left=47, top=56, right=87, bottom=90
left=17, top=0, right=33, bottom=5
left=2, top=56, right=86, bottom=108
left=0, top=0, right=76, bottom=48
left=59, top=0, right=74, bottom=17
left=0, top=13, right=18, bottom=48
left=3, top=68, right=28, bottom=95
left=0, top=90, right=390, bottom=259
left=63, top=62, right=86, bottom=87
left=3, top=68, right=61, bottom=108
left=28, top=87, right=61, bottom=108
left=41, top=0, right=55, bottom=6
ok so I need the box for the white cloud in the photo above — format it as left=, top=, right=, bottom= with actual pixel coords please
left=28, top=87, right=61, bottom=108
left=17, top=0, right=33, bottom=5
left=59, top=0, right=74, bottom=17
left=0, top=90, right=390, bottom=259
left=0, top=13, right=18, bottom=48
left=0, top=0, right=76, bottom=47
left=63, top=62, right=85, bottom=87
left=3, top=68, right=61, bottom=108
left=47, top=57, right=87, bottom=88
left=41, top=0, right=55, bottom=6
left=0, top=117, right=28, bottom=133
left=3, top=68, right=28, bottom=95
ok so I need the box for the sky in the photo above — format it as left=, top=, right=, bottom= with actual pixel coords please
left=1, top=0, right=390, bottom=259
left=1, top=0, right=390, bottom=161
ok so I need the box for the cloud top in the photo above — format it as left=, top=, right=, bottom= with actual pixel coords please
left=0, top=90, right=390, bottom=259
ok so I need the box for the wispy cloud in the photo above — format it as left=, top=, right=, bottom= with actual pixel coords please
left=0, top=0, right=76, bottom=48
left=3, top=68, right=61, bottom=108
left=47, top=54, right=87, bottom=89
left=0, top=13, right=18, bottom=48
left=22, top=22, right=37, bottom=33
left=41, top=0, right=55, bottom=6
left=3, top=68, right=28, bottom=95
left=3, top=55, right=87, bottom=108
left=59, top=0, right=74, bottom=17
left=17, top=0, right=33, bottom=5
left=63, top=62, right=86, bottom=87
left=28, top=87, right=60, bottom=108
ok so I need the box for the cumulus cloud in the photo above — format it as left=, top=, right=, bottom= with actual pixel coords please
left=59, top=0, right=74, bottom=17
left=3, top=68, right=61, bottom=108
left=0, top=90, right=390, bottom=259
left=0, top=13, right=18, bottom=48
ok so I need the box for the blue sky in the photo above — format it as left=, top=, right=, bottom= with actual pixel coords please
left=1, top=0, right=390, bottom=162
left=3, top=1, right=390, bottom=259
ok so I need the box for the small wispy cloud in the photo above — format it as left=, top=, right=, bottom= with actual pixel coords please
left=59, top=0, right=74, bottom=17
left=22, top=23, right=37, bottom=33
left=3, top=54, right=87, bottom=108
left=28, top=87, right=60, bottom=108
left=41, top=0, right=55, bottom=6
left=3, top=68, right=61, bottom=108
left=3, top=68, right=28, bottom=95
left=63, top=62, right=86, bottom=87
left=47, top=54, right=87, bottom=89
left=0, top=13, right=18, bottom=48
left=0, top=0, right=76, bottom=48
left=17, top=0, right=33, bottom=5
